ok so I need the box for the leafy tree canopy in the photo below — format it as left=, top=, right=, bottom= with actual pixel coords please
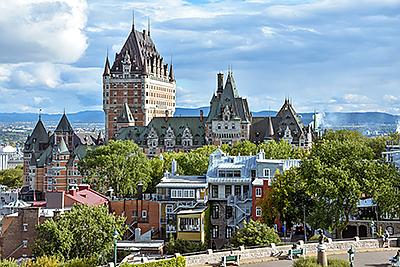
left=0, top=165, right=23, bottom=188
left=231, top=220, right=280, bottom=247
left=79, top=140, right=151, bottom=197
left=34, top=205, right=126, bottom=264
left=264, top=130, right=400, bottom=237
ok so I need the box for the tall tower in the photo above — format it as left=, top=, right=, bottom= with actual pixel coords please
left=103, top=17, right=176, bottom=141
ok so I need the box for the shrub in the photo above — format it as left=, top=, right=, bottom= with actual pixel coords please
left=293, top=257, right=320, bottom=267
left=0, top=259, right=18, bottom=267
left=62, top=258, right=97, bottom=267
left=293, top=257, right=350, bottom=267
left=22, top=256, right=60, bottom=267
left=328, top=258, right=350, bottom=267
left=119, top=256, right=186, bottom=267
left=165, top=237, right=207, bottom=254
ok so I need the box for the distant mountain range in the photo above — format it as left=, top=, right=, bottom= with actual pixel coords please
left=0, top=109, right=398, bottom=127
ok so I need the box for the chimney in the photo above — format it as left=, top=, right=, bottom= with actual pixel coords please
left=258, top=149, right=265, bottom=160
left=165, top=110, right=169, bottom=121
left=200, top=110, right=204, bottom=122
left=143, top=30, right=147, bottom=38
left=69, top=188, right=77, bottom=197
left=217, top=72, right=224, bottom=97
left=137, top=181, right=143, bottom=200
left=171, top=159, right=177, bottom=176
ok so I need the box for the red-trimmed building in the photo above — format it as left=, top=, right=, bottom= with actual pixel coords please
left=45, top=185, right=109, bottom=209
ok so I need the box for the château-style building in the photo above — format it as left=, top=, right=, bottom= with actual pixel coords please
left=107, top=19, right=315, bottom=153
left=103, top=19, right=176, bottom=140
left=21, top=114, right=104, bottom=201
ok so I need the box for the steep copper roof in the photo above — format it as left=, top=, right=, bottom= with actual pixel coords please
left=24, top=118, right=49, bottom=153
left=55, top=113, right=73, bottom=133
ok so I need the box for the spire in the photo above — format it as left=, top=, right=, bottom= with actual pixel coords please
left=148, top=17, right=151, bottom=37
left=132, top=10, right=135, bottom=31
left=264, top=116, right=275, bottom=140
left=169, top=58, right=175, bottom=81
left=103, top=54, right=111, bottom=77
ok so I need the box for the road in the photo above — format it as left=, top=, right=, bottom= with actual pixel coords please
left=243, top=250, right=397, bottom=267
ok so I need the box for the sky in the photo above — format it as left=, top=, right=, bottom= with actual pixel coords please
left=0, top=0, right=399, bottom=114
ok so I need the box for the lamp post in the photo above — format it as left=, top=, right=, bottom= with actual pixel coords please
left=347, top=246, right=355, bottom=267
left=303, top=205, right=307, bottom=243
left=113, top=230, right=119, bottom=267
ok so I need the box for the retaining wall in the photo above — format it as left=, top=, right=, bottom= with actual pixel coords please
left=185, top=238, right=398, bottom=266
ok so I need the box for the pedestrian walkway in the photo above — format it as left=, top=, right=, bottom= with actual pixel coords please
left=242, top=250, right=396, bottom=267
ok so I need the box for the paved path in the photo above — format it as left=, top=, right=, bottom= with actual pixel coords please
left=242, top=250, right=397, bottom=267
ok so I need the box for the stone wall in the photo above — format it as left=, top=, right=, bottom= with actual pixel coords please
left=185, top=238, right=398, bottom=266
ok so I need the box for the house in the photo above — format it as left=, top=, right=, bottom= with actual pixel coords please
left=251, top=151, right=300, bottom=221
left=206, top=149, right=256, bottom=249
left=0, top=207, right=66, bottom=259
left=45, top=184, right=109, bottom=209
left=156, top=160, right=208, bottom=242
left=109, top=198, right=161, bottom=241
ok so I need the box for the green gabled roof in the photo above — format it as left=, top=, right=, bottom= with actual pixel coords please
left=55, top=113, right=74, bottom=133
left=147, top=117, right=206, bottom=145
left=25, top=118, right=49, bottom=152
left=224, top=71, right=239, bottom=98
left=206, top=72, right=251, bottom=123
left=117, top=126, right=148, bottom=144
left=36, top=146, right=52, bottom=167
left=117, top=117, right=206, bottom=146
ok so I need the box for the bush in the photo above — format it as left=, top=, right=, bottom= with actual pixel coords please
left=293, top=257, right=350, bottom=267
left=0, top=259, right=18, bottom=267
left=165, top=238, right=207, bottom=254
left=22, top=256, right=60, bottom=267
left=293, top=257, right=320, bottom=267
left=120, top=256, right=186, bottom=267
left=62, top=258, right=97, bottom=267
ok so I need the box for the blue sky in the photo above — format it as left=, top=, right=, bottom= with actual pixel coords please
left=0, top=0, right=399, bottom=114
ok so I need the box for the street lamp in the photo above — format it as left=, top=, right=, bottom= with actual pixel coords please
left=113, top=230, right=119, bottom=267
left=303, top=205, right=307, bottom=243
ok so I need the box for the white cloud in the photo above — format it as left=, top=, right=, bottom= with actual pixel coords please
left=0, top=0, right=88, bottom=64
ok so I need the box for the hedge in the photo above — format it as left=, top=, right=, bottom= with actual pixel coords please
left=293, top=257, right=350, bottom=267
left=120, top=256, right=186, bottom=267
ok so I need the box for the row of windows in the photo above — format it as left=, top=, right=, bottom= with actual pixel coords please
left=217, top=123, right=236, bottom=130
left=149, top=85, right=175, bottom=93
left=211, top=185, right=250, bottom=199
left=145, top=99, right=175, bottom=107
left=218, top=170, right=241, bottom=178
left=171, top=189, right=195, bottom=198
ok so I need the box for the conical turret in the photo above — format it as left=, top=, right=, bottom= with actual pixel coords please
left=169, top=63, right=175, bottom=81
left=103, top=56, right=111, bottom=77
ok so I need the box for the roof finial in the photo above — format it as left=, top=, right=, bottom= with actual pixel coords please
left=63, top=108, right=66, bottom=115
left=148, top=17, right=151, bottom=37
left=38, top=108, right=42, bottom=121
left=132, top=10, right=135, bottom=31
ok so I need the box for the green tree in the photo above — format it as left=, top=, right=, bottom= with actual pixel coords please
left=263, top=168, right=312, bottom=227
left=231, top=220, right=280, bottom=247
left=79, top=140, right=151, bottom=197
left=264, top=130, right=400, bottom=238
left=34, top=205, right=126, bottom=263
left=0, top=165, right=23, bottom=188
left=161, top=145, right=217, bottom=176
